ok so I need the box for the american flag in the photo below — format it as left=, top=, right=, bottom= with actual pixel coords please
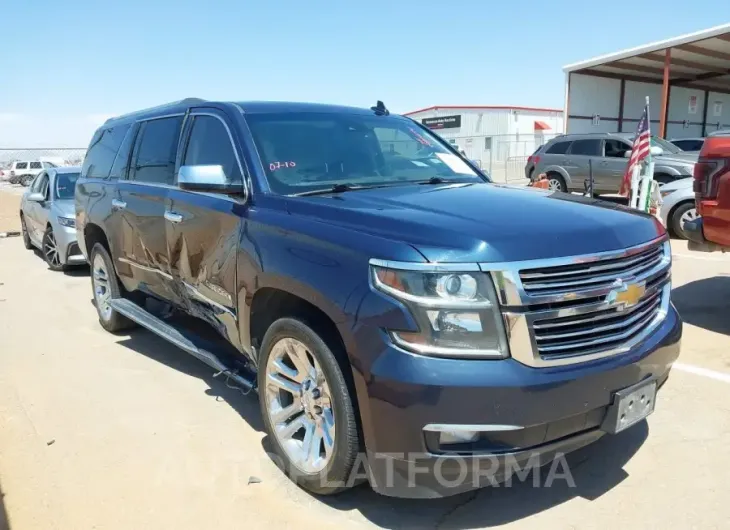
left=619, top=105, right=651, bottom=196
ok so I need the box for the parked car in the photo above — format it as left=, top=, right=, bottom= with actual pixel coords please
left=8, top=160, right=57, bottom=186
left=19, top=167, right=85, bottom=270
left=669, top=137, right=705, bottom=152
left=685, top=131, right=730, bottom=252
left=76, top=99, right=681, bottom=499
left=526, top=132, right=697, bottom=193
left=658, top=177, right=696, bottom=239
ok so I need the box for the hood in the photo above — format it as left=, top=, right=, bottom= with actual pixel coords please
left=659, top=176, right=693, bottom=192
left=52, top=199, right=75, bottom=218
left=656, top=152, right=698, bottom=164
left=285, top=183, right=666, bottom=263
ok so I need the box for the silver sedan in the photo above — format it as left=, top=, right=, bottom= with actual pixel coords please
left=19, top=167, right=86, bottom=271
left=659, top=177, right=697, bottom=240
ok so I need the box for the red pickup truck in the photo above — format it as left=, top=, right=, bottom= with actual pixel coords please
left=685, top=132, right=730, bottom=251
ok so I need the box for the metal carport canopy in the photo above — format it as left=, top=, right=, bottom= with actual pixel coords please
left=563, top=23, right=730, bottom=137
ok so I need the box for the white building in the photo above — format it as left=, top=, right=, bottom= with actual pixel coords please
left=563, top=23, right=730, bottom=139
left=403, top=105, right=564, bottom=181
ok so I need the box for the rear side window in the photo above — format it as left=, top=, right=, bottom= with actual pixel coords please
left=15, top=162, right=28, bottom=170
left=108, top=125, right=135, bottom=180
left=182, top=115, right=242, bottom=183
left=131, top=116, right=183, bottom=185
left=30, top=161, right=42, bottom=169
left=546, top=141, right=571, bottom=154
left=569, top=139, right=601, bottom=156
left=82, top=125, right=131, bottom=179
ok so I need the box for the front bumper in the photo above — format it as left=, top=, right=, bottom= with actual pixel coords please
left=684, top=217, right=726, bottom=252
left=55, top=224, right=86, bottom=265
left=354, top=304, right=682, bottom=498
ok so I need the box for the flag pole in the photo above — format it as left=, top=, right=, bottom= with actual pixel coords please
left=639, top=96, right=654, bottom=212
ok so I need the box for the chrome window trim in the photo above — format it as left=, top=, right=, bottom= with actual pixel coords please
left=185, top=111, right=249, bottom=203
left=134, top=112, right=185, bottom=123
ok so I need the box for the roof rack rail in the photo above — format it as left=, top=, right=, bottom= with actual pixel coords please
left=105, top=98, right=206, bottom=123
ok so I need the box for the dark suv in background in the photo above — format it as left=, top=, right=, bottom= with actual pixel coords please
left=75, top=99, right=681, bottom=498
left=526, top=132, right=697, bottom=193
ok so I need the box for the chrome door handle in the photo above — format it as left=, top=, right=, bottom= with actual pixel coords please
left=164, top=211, right=183, bottom=223
left=111, top=199, right=127, bottom=210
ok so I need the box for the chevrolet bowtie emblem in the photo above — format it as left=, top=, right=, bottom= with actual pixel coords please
left=608, top=280, right=646, bottom=308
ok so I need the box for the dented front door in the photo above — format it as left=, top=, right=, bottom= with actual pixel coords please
left=165, top=109, right=249, bottom=351
left=165, top=189, right=243, bottom=349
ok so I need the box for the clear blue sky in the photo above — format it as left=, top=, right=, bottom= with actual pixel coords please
left=1, top=0, right=728, bottom=146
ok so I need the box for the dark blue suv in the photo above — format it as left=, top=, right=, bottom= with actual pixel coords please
left=75, top=99, right=681, bottom=498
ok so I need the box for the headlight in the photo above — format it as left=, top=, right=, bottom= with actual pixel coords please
left=371, top=264, right=509, bottom=358
left=57, top=216, right=75, bottom=228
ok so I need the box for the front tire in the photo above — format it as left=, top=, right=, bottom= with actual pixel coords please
left=90, top=243, right=136, bottom=332
left=670, top=202, right=697, bottom=240
left=258, top=318, right=360, bottom=496
left=42, top=226, right=65, bottom=271
left=20, top=215, right=33, bottom=249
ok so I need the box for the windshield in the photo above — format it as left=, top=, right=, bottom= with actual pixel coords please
left=245, top=112, right=484, bottom=195
left=650, top=136, right=681, bottom=154
left=54, top=172, right=79, bottom=200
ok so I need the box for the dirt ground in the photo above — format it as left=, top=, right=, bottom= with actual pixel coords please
left=0, top=184, right=22, bottom=232
left=1, top=187, right=730, bottom=529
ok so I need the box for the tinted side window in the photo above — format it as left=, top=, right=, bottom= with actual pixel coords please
left=569, top=139, right=601, bottom=156
left=182, top=116, right=242, bottom=183
left=546, top=141, right=571, bottom=154
left=30, top=161, right=42, bottom=169
left=15, top=162, right=28, bottom=170
left=31, top=172, right=47, bottom=192
left=108, top=125, right=137, bottom=180
left=132, top=117, right=183, bottom=185
left=82, top=125, right=131, bottom=179
left=604, top=139, right=631, bottom=158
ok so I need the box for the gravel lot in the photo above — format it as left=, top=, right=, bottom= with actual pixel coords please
left=1, top=187, right=730, bottom=529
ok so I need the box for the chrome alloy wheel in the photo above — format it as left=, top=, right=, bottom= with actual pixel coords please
left=264, top=338, right=336, bottom=474
left=92, top=253, right=113, bottom=322
left=548, top=178, right=562, bottom=191
left=43, top=231, right=61, bottom=267
left=680, top=207, right=697, bottom=227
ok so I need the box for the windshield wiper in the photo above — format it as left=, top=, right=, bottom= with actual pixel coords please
left=294, top=183, right=372, bottom=197
left=419, top=176, right=450, bottom=185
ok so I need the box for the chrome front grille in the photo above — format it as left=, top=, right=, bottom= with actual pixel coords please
left=532, top=284, right=663, bottom=359
left=485, top=237, right=672, bottom=368
left=519, top=242, right=664, bottom=297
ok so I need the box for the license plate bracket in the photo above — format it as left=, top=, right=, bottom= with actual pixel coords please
left=601, top=379, right=657, bottom=434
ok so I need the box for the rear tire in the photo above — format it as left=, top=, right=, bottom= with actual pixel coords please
left=90, top=243, right=136, bottom=332
left=258, top=317, right=360, bottom=496
left=20, top=215, right=33, bottom=250
left=546, top=172, right=567, bottom=192
left=670, top=202, right=697, bottom=240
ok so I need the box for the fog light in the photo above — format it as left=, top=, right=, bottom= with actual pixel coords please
left=439, top=430, right=479, bottom=445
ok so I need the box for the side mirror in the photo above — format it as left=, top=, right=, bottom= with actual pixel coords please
left=650, top=146, right=663, bottom=156
left=27, top=192, right=45, bottom=203
left=624, top=150, right=632, bottom=158
left=178, top=165, right=242, bottom=193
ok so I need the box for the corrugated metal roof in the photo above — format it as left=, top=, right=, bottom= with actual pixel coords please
left=403, top=105, right=562, bottom=116
left=564, top=23, right=730, bottom=93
